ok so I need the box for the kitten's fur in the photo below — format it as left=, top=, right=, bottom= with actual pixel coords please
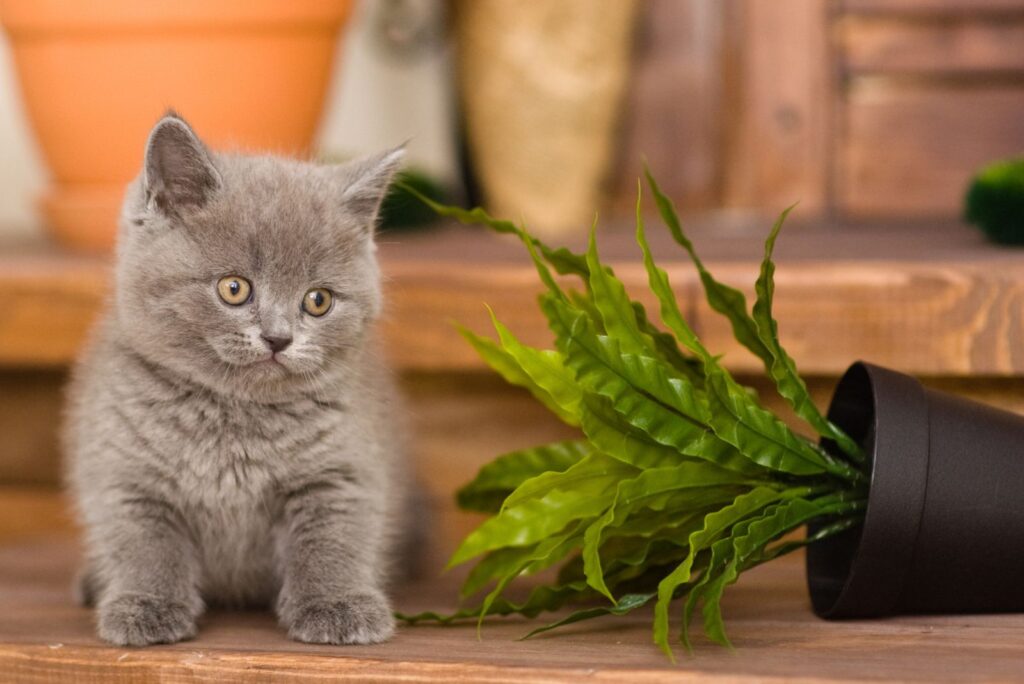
left=65, top=112, right=412, bottom=646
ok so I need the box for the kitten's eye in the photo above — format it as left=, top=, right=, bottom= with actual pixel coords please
left=217, top=276, right=252, bottom=306
left=302, top=288, right=333, bottom=317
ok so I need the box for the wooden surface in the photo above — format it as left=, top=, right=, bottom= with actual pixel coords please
left=605, top=0, right=1024, bottom=217
left=5, top=220, right=1024, bottom=375
left=841, top=16, right=1024, bottom=75
left=838, top=84, right=1024, bottom=216
left=612, top=0, right=724, bottom=212
left=2, top=538, right=1023, bottom=682
left=835, top=1, right=1024, bottom=218
left=720, top=0, right=831, bottom=213
left=842, top=0, right=1024, bottom=15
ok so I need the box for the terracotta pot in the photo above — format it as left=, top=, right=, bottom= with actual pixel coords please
left=0, top=0, right=352, bottom=252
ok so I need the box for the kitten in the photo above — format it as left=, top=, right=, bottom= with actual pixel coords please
left=64, top=112, right=413, bottom=646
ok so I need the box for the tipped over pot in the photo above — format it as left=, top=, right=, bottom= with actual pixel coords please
left=808, top=361, right=1024, bottom=618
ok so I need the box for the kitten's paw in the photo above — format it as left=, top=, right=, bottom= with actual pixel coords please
left=97, top=593, right=198, bottom=646
left=285, top=591, right=395, bottom=645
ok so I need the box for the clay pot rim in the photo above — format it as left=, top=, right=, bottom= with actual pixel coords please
left=0, top=0, right=352, bottom=36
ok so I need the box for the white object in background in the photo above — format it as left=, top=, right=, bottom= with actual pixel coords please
left=319, top=0, right=459, bottom=188
left=0, top=32, right=45, bottom=241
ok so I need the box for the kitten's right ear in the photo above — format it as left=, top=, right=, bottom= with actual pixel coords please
left=143, top=112, right=222, bottom=217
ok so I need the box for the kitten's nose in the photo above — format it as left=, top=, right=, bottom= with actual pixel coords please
left=261, top=335, right=292, bottom=353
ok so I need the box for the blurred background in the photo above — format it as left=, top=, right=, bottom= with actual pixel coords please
left=0, top=0, right=1023, bottom=569
left=2, top=0, right=1022, bottom=245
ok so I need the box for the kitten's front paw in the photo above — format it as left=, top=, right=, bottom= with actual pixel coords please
left=285, top=590, right=395, bottom=645
left=97, top=593, right=198, bottom=646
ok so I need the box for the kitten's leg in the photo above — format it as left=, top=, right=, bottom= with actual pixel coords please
left=90, top=494, right=203, bottom=646
left=74, top=564, right=102, bottom=607
left=275, top=475, right=394, bottom=645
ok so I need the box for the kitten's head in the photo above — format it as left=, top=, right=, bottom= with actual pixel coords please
left=114, top=111, right=402, bottom=402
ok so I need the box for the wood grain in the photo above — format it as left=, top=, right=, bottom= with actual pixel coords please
left=720, top=0, right=832, bottom=213
left=3, top=538, right=1024, bottom=682
left=837, top=84, right=1024, bottom=216
left=611, top=0, right=725, bottom=212
left=843, top=0, right=1024, bottom=15
left=0, top=487, right=73, bottom=542
left=0, top=251, right=108, bottom=368
left=841, top=16, right=1024, bottom=75
left=0, top=371, right=65, bottom=484
left=694, top=260, right=1024, bottom=376
left=7, top=221, right=1024, bottom=375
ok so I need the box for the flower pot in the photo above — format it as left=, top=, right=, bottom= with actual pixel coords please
left=0, top=0, right=353, bottom=252
left=807, top=361, right=1024, bottom=618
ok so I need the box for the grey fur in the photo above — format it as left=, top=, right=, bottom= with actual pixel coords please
left=65, top=112, right=411, bottom=646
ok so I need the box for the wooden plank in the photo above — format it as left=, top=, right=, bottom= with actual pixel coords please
left=696, top=260, right=1024, bottom=376
left=837, top=84, right=1024, bottom=216
left=0, top=371, right=65, bottom=485
left=5, top=220, right=1024, bottom=375
left=843, top=0, right=1024, bottom=15
left=610, top=0, right=725, bottom=212
left=3, top=539, right=1024, bottom=682
left=720, top=0, right=832, bottom=213
left=0, top=252, right=108, bottom=368
left=842, top=16, right=1024, bottom=74
left=0, top=487, right=73, bottom=543
left=401, top=371, right=578, bottom=569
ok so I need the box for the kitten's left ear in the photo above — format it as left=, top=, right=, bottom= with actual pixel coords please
left=339, top=146, right=406, bottom=232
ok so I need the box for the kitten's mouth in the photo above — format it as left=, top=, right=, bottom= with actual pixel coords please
left=250, top=354, right=289, bottom=372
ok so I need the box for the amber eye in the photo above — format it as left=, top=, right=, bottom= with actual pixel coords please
left=217, top=276, right=252, bottom=306
left=302, top=288, right=333, bottom=317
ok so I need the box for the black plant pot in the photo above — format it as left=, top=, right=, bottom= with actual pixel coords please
left=807, top=361, right=1024, bottom=618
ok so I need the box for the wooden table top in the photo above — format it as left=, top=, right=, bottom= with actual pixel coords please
left=1, top=537, right=1022, bottom=682
left=4, top=218, right=1024, bottom=377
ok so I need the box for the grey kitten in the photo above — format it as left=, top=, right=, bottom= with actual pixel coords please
left=64, top=112, right=412, bottom=647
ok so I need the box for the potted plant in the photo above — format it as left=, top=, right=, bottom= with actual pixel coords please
left=0, top=0, right=353, bottom=252
left=965, top=156, right=1024, bottom=246
left=398, top=172, right=1024, bottom=658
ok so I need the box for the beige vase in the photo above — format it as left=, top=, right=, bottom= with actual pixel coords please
left=454, top=0, right=639, bottom=238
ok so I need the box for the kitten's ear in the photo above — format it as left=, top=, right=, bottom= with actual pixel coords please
left=339, top=146, right=406, bottom=231
left=143, top=111, right=222, bottom=217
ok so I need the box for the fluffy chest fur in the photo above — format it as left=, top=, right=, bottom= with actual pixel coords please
left=70, top=342, right=364, bottom=606
left=164, top=392, right=349, bottom=605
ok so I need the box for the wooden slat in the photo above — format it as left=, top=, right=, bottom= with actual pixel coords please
left=697, top=261, right=1024, bottom=376
left=842, top=16, right=1024, bottom=74
left=3, top=539, right=1024, bottom=682
left=720, top=0, right=832, bottom=213
left=0, top=253, right=108, bottom=367
left=843, top=0, right=1024, bottom=15
left=611, top=0, right=725, bottom=212
left=4, top=221, right=1024, bottom=375
left=0, top=487, right=73, bottom=543
left=837, top=84, right=1024, bottom=216
left=0, top=371, right=65, bottom=484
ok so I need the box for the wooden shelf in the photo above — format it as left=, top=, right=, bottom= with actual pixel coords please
left=2, top=218, right=1023, bottom=376
left=3, top=537, right=1023, bottom=682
